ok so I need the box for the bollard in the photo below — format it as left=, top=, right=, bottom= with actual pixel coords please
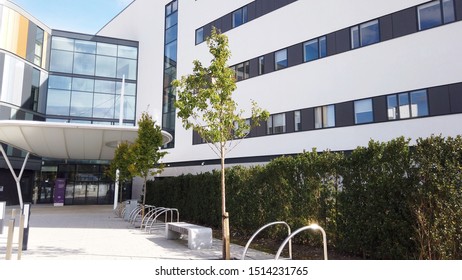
left=17, top=214, right=25, bottom=260
left=22, top=203, right=31, bottom=251
left=5, top=218, right=15, bottom=260
left=0, top=201, right=6, bottom=234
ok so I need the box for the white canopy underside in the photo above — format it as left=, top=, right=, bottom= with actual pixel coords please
left=0, top=120, right=172, bottom=160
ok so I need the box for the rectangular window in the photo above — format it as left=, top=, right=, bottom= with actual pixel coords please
left=275, top=49, right=288, bottom=70
left=354, top=99, right=373, bottom=124
left=315, top=105, right=335, bottom=128
left=235, top=61, right=250, bottom=81
left=418, top=0, right=455, bottom=30
left=387, top=90, right=428, bottom=120
left=351, top=19, right=380, bottom=49
left=387, top=95, right=398, bottom=120
left=303, top=36, right=327, bottom=62
left=258, top=56, right=265, bottom=75
left=267, top=113, right=286, bottom=134
left=232, top=6, right=248, bottom=28
left=30, top=68, right=40, bottom=111
left=196, top=27, right=204, bottom=45
left=399, top=93, right=410, bottom=119
left=294, top=110, right=301, bottom=131
left=410, top=90, right=429, bottom=117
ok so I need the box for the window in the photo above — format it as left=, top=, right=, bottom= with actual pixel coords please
left=294, top=110, right=301, bottom=131
left=258, top=56, right=265, bottom=75
left=303, top=36, right=327, bottom=62
left=315, top=105, right=335, bottom=128
left=351, top=19, right=380, bottom=49
left=196, top=27, right=204, bottom=45
left=30, top=68, right=40, bottom=111
left=34, top=28, right=44, bottom=66
left=232, top=6, right=248, bottom=28
left=418, top=0, right=455, bottom=30
left=267, top=113, right=286, bottom=134
left=354, top=99, right=373, bottom=124
left=234, top=61, right=249, bottom=81
left=387, top=90, right=428, bottom=120
left=275, top=49, right=288, bottom=70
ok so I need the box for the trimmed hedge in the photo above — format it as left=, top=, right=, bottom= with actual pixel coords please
left=146, top=135, right=462, bottom=259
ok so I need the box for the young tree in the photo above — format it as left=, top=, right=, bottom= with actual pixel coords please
left=106, top=141, right=133, bottom=203
left=172, top=27, right=269, bottom=259
left=128, top=112, right=168, bottom=217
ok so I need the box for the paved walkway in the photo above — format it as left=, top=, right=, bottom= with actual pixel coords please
left=1, top=204, right=273, bottom=260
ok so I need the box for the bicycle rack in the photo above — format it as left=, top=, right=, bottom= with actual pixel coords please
left=146, top=208, right=179, bottom=233
left=275, top=224, right=328, bottom=260
left=241, top=221, right=292, bottom=260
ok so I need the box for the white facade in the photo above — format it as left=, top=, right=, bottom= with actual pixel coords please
left=98, top=0, right=462, bottom=180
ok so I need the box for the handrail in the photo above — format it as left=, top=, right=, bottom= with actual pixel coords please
left=275, top=224, right=328, bottom=260
left=241, top=221, right=292, bottom=260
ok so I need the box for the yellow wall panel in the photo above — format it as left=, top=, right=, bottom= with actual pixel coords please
left=16, top=14, right=29, bottom=58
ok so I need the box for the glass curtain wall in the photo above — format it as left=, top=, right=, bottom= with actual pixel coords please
left=47, top=34, right=138, bottom=125
left=162, top=0, right=178, bottom=148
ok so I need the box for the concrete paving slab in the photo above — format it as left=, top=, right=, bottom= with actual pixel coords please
left=1, top=204, right=273, bottom=260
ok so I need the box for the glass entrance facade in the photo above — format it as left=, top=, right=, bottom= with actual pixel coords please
left=37, top=163, right=132, bottom=205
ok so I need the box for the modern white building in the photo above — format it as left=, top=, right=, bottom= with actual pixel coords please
left=99, top=0, right=462, bottom=176
left=1, top=0, right=462, bottom=205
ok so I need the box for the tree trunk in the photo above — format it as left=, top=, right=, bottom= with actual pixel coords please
left=221, top=145, right=230, bottom=260
left=141, top=177, right=147, bottom=218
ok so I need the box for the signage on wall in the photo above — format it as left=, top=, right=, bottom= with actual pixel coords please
left=53, top=179, right=66, bottom=206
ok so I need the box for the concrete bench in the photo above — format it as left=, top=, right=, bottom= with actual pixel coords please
left=165, top=222, right=212, bottom=250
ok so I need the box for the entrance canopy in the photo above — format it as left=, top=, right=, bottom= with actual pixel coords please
left=0, top=120, right=172, bottom=160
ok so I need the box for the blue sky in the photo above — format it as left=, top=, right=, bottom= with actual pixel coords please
left=9, top=0, right=133, bottom=34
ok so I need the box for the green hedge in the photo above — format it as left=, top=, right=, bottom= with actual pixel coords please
left=146, top=135, right=462, bottom=259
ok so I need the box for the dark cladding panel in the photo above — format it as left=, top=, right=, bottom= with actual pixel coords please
left=192, top=130, right=202, bottom=145
left=252, top=120, right=267, bottom=137
left=455, top=0, right=462, bottom=21
left=449, top=83, right=462, bottom=113
left=335, top=28, right=350, bottom=54
left=212, top=18, right=222, bottom=33
left=428, top=86, right=450, bottom=116
left=221, top=14, right=233, bottom=33
left=21, top=65, right=33, bottom=108
left=335, top=101, right=355, bottom=127
left=286, top=111, right=295, bottom=132
left=379, top=14, right=394, bottom=42
left=203, top=23, right=212, bottom=40
left=247, top=1, right=257, bottom=21
left=264, top=52, right=275, bottom=75
left=373, top=96, right=387, bottom=122
left=249, top=57, right=259, bottom=78
left=287, top=43, right=303, bottom=67
left=326, top=32, right=336, bottom=56
left=392, top=7, right=417, bottom=38
left=301, top=108, right=314, bottom=131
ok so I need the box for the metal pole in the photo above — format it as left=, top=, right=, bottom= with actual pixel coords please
left=22, top=203, right=31, bottom=251
left=114, top=169, right=120, bottom=210
left=119, top=74, right=125, bottom=125
left=17, top=214, right=25, bottom=260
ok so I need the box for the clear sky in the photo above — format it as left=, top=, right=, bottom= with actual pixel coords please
left=9, top=0, right=134, bottom=34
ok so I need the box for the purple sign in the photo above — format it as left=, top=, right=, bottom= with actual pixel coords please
left=53, top=178, right=66, bottom=206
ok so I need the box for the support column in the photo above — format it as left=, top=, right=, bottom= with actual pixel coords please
left=0, top=145, right=30, bottom=210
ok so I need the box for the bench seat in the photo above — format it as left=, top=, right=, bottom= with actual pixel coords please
left=165, top=222, right=212, bottom=250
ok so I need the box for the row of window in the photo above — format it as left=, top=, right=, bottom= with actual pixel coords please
left=228, top=0, right=460, bottom=82
left=46, top=75, right=136, bottom=120
left=195, top=0, right=298, bottom=45
left=50, top=37, right=138, bottom=80
left=193, top=81, right=462, bottom=144
left=266, top=89, right=429, bottom=135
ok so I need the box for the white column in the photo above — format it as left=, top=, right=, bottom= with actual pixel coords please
left=0, top=145, right=29, bottom=210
